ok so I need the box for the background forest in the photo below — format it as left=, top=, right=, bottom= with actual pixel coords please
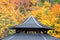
left=0, top=0, right=60, bottom=39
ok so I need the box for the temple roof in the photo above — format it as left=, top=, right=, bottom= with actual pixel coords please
left=3, top=33, right=59, bottom=40
left=10, top=16, right=53, bottom=30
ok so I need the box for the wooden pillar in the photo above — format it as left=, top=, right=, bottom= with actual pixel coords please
left=45, top=30, right=47, bottom=34
left=39, top=30, right=41, bottom=34
left=36, top=30, right=40, bottom=34
left=16, top=29, right=18, bottom=33
left=25, top=30, right=27, bottom=33
left=20, top=29, right=23, bottom=33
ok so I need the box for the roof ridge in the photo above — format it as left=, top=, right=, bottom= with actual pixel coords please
left=32, top=16, right=42, bottom=27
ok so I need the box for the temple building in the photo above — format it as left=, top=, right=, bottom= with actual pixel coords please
left=3, top=16, right=59, bottom=40
left=10, top=16, right=53, bottom=34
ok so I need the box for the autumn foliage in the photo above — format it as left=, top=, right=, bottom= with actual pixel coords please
left=0, top=0, right=60, bottom=39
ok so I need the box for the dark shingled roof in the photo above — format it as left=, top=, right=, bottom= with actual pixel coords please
left=2, top=33, right=59, bottom=40
left=10, top=16, right=53, bottom=30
